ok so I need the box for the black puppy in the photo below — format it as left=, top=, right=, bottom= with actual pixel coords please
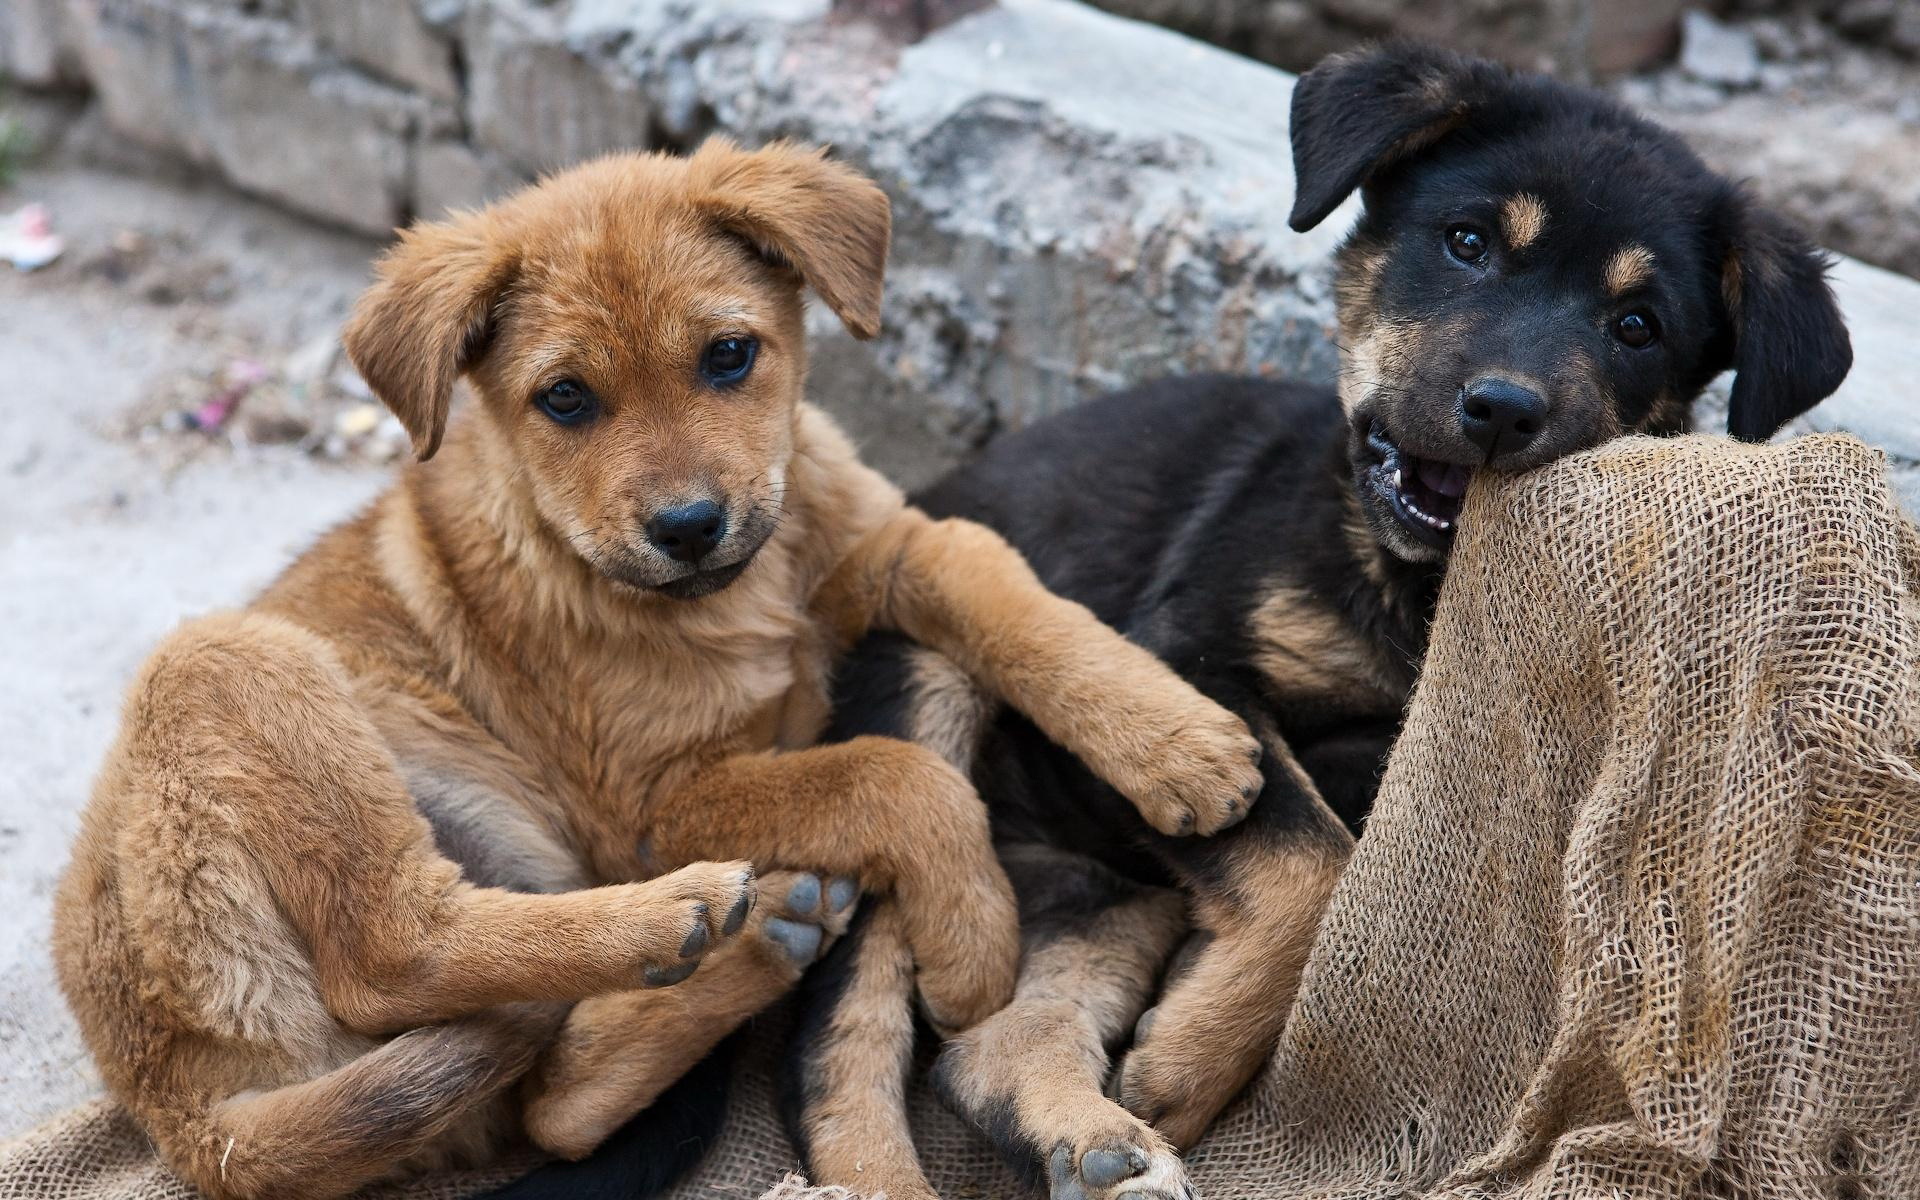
left=487, top=40, right=1851, bottom=1200
left=781, top=40, right=1852, bottom=1200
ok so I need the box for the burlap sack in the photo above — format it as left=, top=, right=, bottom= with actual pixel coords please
left=7, top=432, right=1917, bottom=1200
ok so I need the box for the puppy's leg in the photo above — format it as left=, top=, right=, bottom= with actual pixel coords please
left=821, top=508, right=1264, bottom=838
left=121, top=614, right=756, bottom=1036
left=522, top=871, right=858, bottom=1159
left=935, top=845, right=1192, bottom=1200
left=194, top=1004, right=567, bottom=1200
left=775, top=635, right=994, bottom=1200
left=643, top=735, right=1017, bottom=1032
left=785, top=901, right=934, bottom=1200
left=1113, top=719, right=1353, bottom=1148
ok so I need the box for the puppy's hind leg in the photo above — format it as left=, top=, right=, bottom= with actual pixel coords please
left=119, top=613, right=756, bottom=1035
left=1114, top=721, right=1353, bottom=1148
left=192, top=1003, right=566, bottom=1200
left=776, top=633, right=997, bottom=1200
left=784, top=901, right=933, bottom=1200
left=935, top=845, right=1192, bottom=1200
left=521, top=870, right=859, bottom=1161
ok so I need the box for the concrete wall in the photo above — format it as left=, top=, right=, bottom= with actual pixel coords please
left=3, top=0, right=1913, bottom=503
left=1083, top=0, right=1689, bottom=79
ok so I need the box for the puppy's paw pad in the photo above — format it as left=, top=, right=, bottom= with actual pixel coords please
left=749, top=871, right=860, bottom=969
left=1132, top=1005, right=1158, bottom=1046
left=763, top=916, right=824, bottom=965
left=787, top=873, right=822, bottom=913
left=1047, top=1138, right=1192, bottom=1200
left=723, top=886, right=754, bottom=935
left=827, top=875, right=859, bottom=914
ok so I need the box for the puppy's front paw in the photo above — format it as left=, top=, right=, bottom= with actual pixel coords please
left=1110, top=1005, right=1243, bottom=1151
left=623, top=861, right=757, bottom=988
left=1091, top=677, right=1263, bottom=838
left=907, top=865, right=1020, bottom=1035
left=746, top=870, right=860, bottom=976
left=1046, top=1133, right=1194, bottom=1200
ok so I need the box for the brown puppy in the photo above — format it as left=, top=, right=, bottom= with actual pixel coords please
left=51, top=139, right=1264, bottom=1200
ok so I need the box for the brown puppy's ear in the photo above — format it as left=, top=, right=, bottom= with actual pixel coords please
left=1717, top=198, right=1852, bottom=442
left=690, top=137, right=891, bottom=340
left=342, top=217, right=518, bottom=461
left=1288, top=41, right=1495, bottom=233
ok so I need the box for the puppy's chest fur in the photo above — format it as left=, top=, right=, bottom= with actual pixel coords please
left=281, top=407, right=898, bottom=889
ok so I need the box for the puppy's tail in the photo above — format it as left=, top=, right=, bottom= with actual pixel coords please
left=477, top=1034, right=737, bottom=1200
left=191, top=1003, right=562, bottom=1200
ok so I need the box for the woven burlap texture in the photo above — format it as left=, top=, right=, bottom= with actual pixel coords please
left=5, top=433, right=1916, bottom=1200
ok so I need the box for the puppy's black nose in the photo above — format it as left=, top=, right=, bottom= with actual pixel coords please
left=647, top=500, right=727, bottom=564
left=1459, top=378, right=1547, bottom=459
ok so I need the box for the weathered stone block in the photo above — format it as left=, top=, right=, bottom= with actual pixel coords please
left=464, top=0, right=653, bottom=176
left=413, top=136, right=527, bottom=217
left=295, top=0, right=462, bottom=101
left=1805, top=257, right=1920, bottom=465
left=2, top=0, right=86, bottom=88
left=67, top=0, right=433, bottom=235
left=1083, top=0, right=1686, bottom=79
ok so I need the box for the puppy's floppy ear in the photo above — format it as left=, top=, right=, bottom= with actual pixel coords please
left=1718, top=198, right=1852, bottom=442
left=1288, top=41, right=1489, bottom=233
left=690, top=137, right=891, bottom=339
left=342, top=216, right=518, bottom=461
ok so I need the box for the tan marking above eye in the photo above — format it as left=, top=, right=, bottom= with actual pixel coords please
left=1500, top=193, right=1548, bottom=250
left=1605, top=244, right=1658, bottom=296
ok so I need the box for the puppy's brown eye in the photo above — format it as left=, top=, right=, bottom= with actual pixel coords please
left=535, top=380, right=597, bottom=425
left=701, top=337, right=757, bottom=388
left=1446, top=226, right=1489, bottom=264
left=1614, top=311, right=1659, bottom=349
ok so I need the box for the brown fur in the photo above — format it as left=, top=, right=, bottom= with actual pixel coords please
left=51, top=139, right=1262, bottom=1200
left=1604, top=243, right=1657, bottom=296
left=793, top=907, right=931, bottom=1200
left=1112, top=837, right=1347, bottom=1147
left=523, top=870, right=854, bottom=1159
left=1500, top=193, right=1548, bottom=250
left=936, top=850, right=1194, bottom=1200
left=1249, top=584, right=1405, bottom=709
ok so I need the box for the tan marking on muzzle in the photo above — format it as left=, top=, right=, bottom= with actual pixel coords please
left=1501, top=194, right=1548, bottom=250
left=1336, top=319, right=1421, bottom=416
left=1604, top=244, right=1657, bottom=296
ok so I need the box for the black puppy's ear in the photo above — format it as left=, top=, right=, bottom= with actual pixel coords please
left=1288, top=41, right=1488, bottom=232
left=1719, top=199, right=1852, bottom=441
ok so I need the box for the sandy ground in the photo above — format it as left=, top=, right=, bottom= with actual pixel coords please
left=0, top=161, right=389, bottom=1135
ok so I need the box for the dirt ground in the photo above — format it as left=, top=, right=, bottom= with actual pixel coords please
left=0, top=158, right=390, bottom=1135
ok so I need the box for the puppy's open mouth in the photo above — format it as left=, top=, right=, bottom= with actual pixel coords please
left=1363, top=422, right=1472, bottom=548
